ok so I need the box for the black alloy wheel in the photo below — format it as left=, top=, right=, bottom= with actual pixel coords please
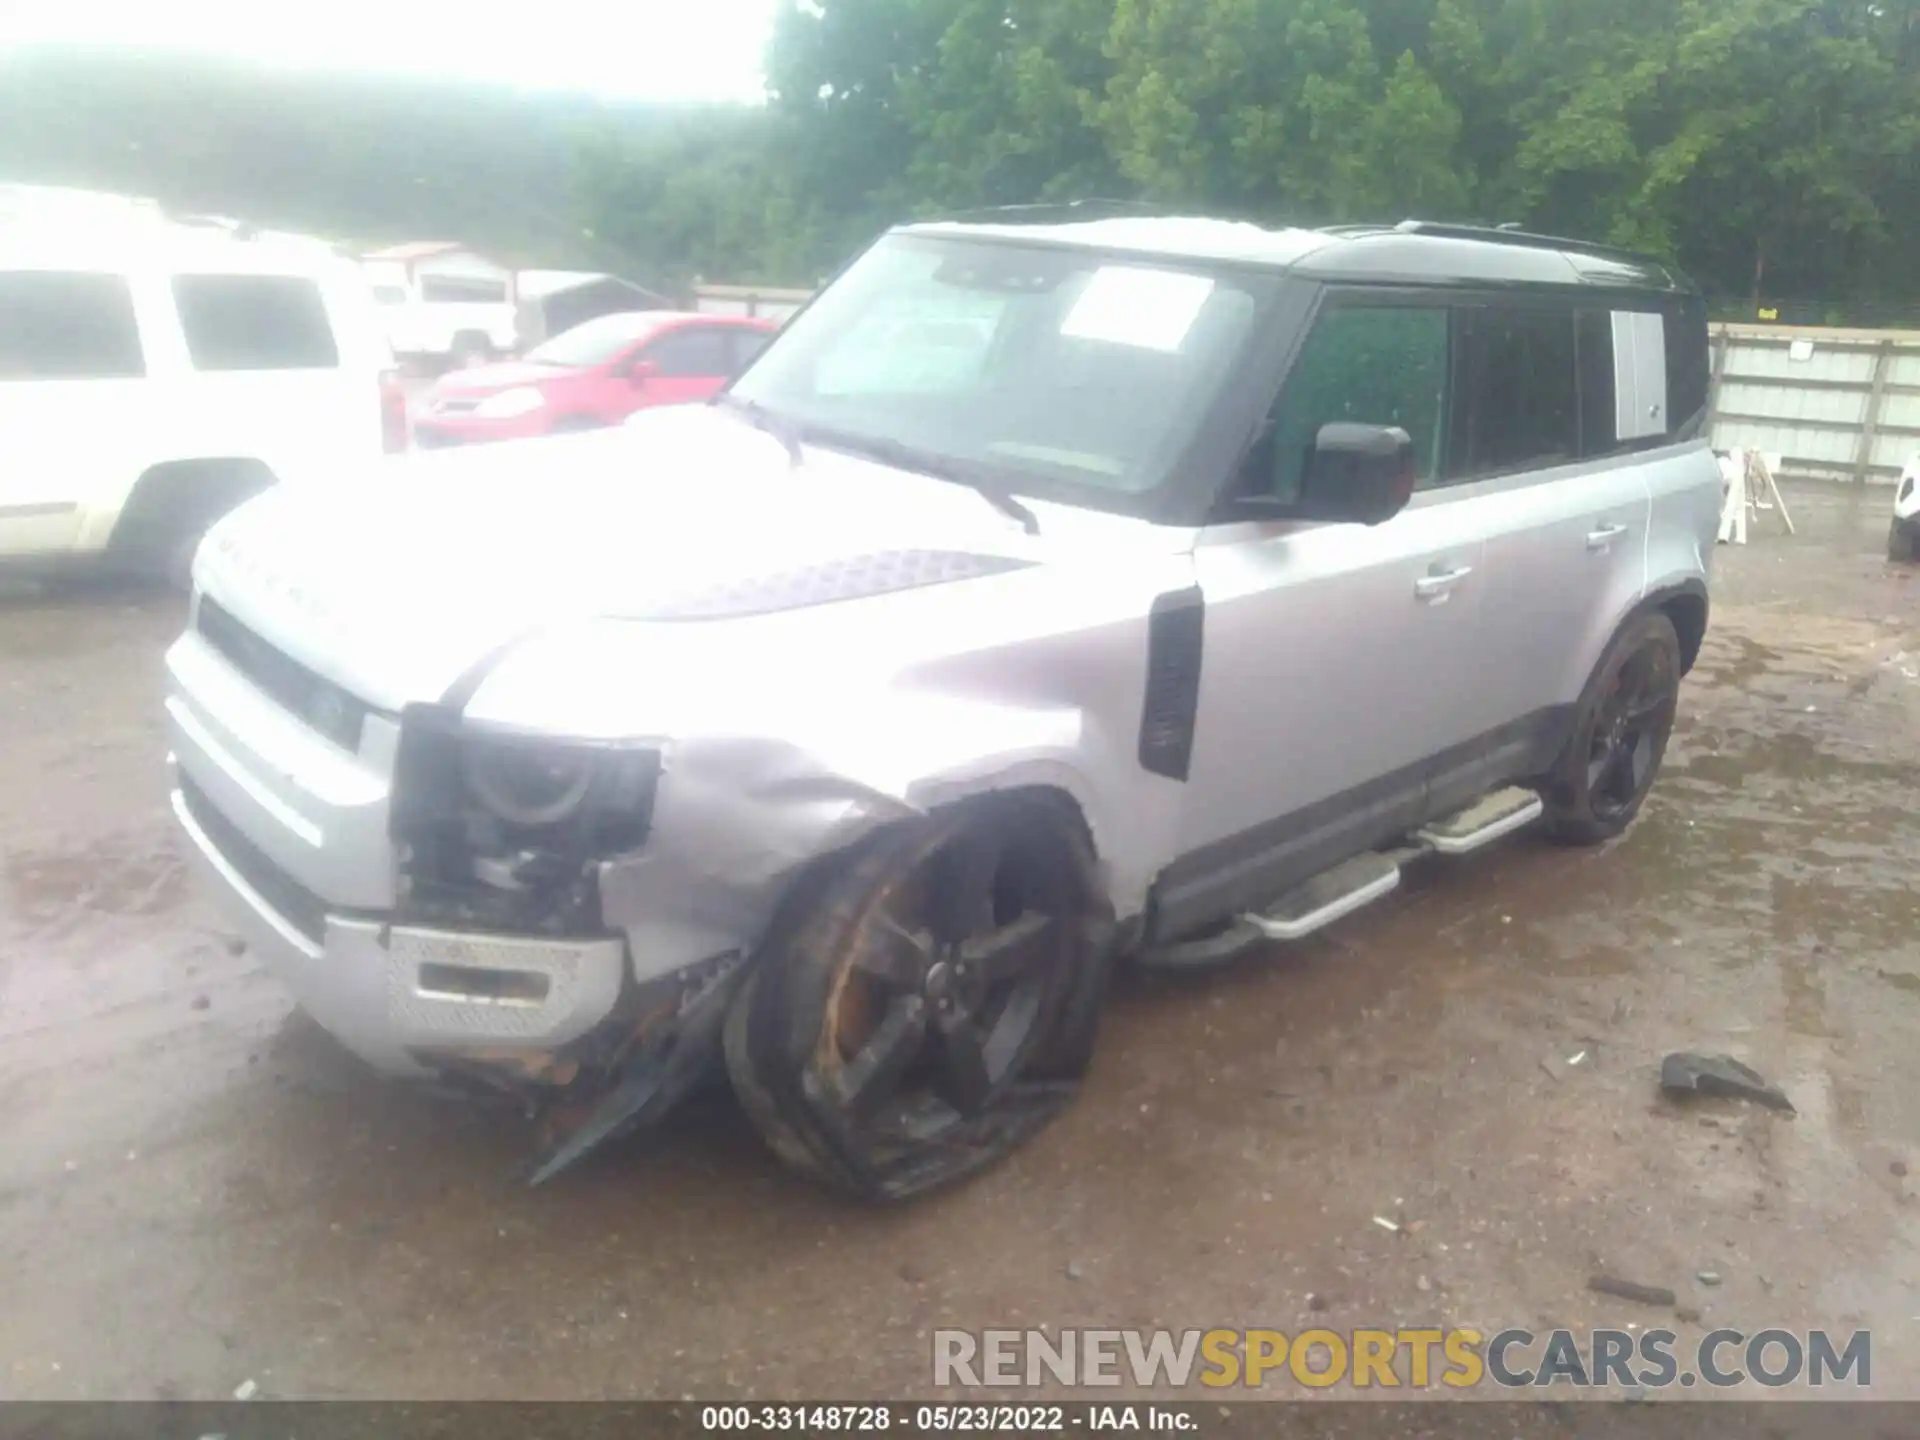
left=724, top=795, right=1111, bottom=1201
left=1542, top=611, right=1683, bottom=845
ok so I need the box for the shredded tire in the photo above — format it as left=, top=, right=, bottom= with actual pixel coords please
left=723, top=794, right=1112, bottom=1202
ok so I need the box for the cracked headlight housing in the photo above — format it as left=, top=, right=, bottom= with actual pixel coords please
left=462, top=738, right=595, bottom=827
left=390, top=704, right=663, bottom=929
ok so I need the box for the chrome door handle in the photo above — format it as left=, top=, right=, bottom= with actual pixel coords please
left=1415, top=565, right=1474, bottom=600
left=1586, top=522, right=1629, bottom=549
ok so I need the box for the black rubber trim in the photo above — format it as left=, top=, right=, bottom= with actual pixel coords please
left=1640, top=577, right=1709, bottom=675
left=1137, top=586, right=1205, bottom=782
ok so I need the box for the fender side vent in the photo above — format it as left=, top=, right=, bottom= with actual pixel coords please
left=1139, top=586, right=1205, bottom=781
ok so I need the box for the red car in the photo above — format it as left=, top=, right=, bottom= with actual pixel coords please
left=411, top=310, right=779, bottom=447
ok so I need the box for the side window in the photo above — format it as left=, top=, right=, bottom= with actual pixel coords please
left=1664, top=295, right=1710, bottom=435
left=1448, top=306, right=1578, bottom=479
left=172, top=275, right=340, bottom=371
left=0, top=272, right=146, bottom=380
left=1576, top=309, right=1618, bottom=457
left=1609, top=310, right=1669, bottom=444
left=419, top=275, right=508, bottom=304
left=645, top=326, right=741, bottom=378
left=730, top=329, right=773, bottom=374
left=1262, top=305, right=1449, bottom=501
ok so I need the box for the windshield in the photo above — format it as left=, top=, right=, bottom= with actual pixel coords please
left=728, top=233, right=1270, bottom=506
left=526, top=311, right=664, bottom=368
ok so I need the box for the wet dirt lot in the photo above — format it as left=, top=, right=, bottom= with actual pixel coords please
left=1, top=480, right=1916, bottom=1405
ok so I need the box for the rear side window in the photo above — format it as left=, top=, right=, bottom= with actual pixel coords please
left=172, top=275, right=340, bottom=371
left=1665, top=294, right=1710, bottom=436
left=0, top=272, right=146, bottom=379
left=419, top=274, right=508, bottom=304
left=1262, top=305, right=1450, bottom=500
left=645, top=326, right=736, bottom=378
left=1448, top=307, right=1579, bottom=479
left=1575, top=309, right=1618, bottom=456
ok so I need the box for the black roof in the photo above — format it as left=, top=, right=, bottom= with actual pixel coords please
left=1300, top=219, right=1684, bottom=293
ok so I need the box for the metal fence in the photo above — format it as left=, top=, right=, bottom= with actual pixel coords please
left=1708, top=324, right=1920, bottom=485
left=692, top=283, right=813, bottom=324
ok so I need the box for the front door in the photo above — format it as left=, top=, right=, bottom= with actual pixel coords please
left=1156, top=300, right=1493, bottom=937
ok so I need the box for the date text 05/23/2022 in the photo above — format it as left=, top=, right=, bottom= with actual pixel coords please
left=699, top=1405, right=1194, bottom=1432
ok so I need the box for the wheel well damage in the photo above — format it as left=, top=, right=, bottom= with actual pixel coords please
left=396, top=689, right=1114, bottom=1186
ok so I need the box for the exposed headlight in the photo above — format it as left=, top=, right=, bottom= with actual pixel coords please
left=391, top=706, right=663, bottom=848
left=463, top=737, right=595, bottom=826
left=474, top=386, right=546, bottom=420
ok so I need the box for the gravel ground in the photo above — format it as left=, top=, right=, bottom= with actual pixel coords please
left=0, top=478, right=1915, bottom=1405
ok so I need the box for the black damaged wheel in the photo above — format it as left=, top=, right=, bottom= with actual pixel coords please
left=1541, top=610, right=1682, bottom=846
left=724, top=795, right=1112, bottom=1202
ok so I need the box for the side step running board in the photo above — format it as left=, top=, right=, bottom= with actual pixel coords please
left=1240, top=851, right=1401, bottom=942
left=1415, top=785, right=1543, bottom=855
left=1134, top=787, right=1544, bottom=970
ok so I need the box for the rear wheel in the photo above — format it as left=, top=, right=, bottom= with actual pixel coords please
left=107, top=461, right=272, bottom=592
left=1541, top=611, right=1682, bottom=846
left=449, top=333, right=493, bottom=369
left=1890, top=519, right=1917, bottom=564
left=724, top=795, right=1111, bottom=1202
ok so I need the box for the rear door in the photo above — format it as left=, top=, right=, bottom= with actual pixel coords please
left=635, top=324, right=741, bottom=408
left=0, top=269, right=152, bottom=557
left=1162, top=298, right=1493, bottom=934
left=1426, top=300, right=1655, bottom=815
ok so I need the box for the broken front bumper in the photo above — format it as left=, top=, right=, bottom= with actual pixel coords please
left=171, top=768, right=629, bottom=1076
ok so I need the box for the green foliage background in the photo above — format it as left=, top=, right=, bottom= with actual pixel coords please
left=4, top=0, right=1916, bottom=317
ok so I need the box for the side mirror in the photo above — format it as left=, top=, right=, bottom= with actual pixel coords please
left=625, top=358, right=658, bottom=387
left=1287, top=423, right=1417, bottom=526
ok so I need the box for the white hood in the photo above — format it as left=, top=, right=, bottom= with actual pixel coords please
left=194, top=404, right=1168, bottom=713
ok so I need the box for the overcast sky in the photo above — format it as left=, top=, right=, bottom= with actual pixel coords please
left=0, top=0, right=782, bottom=103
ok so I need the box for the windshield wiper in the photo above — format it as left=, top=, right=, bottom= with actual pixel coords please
left=712, top=392, right=804, bottom=468
left=800, top=427, right=1041, bottom=536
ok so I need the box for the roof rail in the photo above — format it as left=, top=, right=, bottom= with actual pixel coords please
left=1390, top=218, right=1662, bottom=266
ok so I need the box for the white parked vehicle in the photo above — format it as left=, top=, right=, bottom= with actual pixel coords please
left=362, top=246, right=519, bottom=369
left=1890, top=451, right=1920, bottom=562
left=0, top=189, right=405, bottom=583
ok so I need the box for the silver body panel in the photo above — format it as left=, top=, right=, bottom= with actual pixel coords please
left=163, top=238, right=1723, bottom=1079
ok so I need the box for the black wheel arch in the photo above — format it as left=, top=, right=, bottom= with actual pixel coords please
left=108, top=456, right=277, bottom=552
left=1639, top=578, right=1709, bottom=677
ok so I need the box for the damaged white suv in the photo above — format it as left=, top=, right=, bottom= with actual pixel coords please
left=166, top=212, right=1721, bottom=1199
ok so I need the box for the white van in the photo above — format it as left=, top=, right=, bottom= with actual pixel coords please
left=0, top=191, right=404, bottom=584
left=361, top=247, right=519, bottom=369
